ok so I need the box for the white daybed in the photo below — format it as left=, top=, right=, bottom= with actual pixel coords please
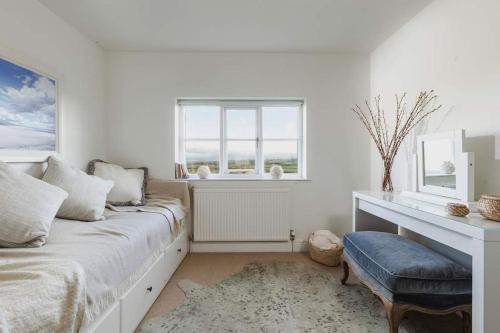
left=0, top=180, right=190, bottom=333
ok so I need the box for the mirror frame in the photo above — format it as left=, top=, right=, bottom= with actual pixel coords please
left=415, top=130, right=474, bottom=203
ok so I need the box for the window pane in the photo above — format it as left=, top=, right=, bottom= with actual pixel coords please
left=185, top=141, right=219, bottom=174
left=227, top=141, right=256, bottom=174
left=185, top=105, right=220, bottom=139
left=263, top=141, right=298, bottom=173
left=226, top=109, right=256, bottom=139
left=263, top=106, right=299, bottom=139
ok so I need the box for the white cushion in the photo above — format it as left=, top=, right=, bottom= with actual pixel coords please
left=89, top=160, right=147, bottom=206
left=309, top=230, right=341, bottom=250
left=0, top=161, right=68, bottom=247
left=42, top=157, right=113, bottom=221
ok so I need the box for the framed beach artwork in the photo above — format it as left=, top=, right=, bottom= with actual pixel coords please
left=0, top=56, right=58, bottom=162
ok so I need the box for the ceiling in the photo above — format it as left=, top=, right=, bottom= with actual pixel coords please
left=39, top=0, right=432, bottom=53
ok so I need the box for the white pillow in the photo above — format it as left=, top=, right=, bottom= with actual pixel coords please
left=42, top=157, right=114, bottom=221
left=0, top=161, right=68, bottom=247
left=88, top=160, right=148, bottom=206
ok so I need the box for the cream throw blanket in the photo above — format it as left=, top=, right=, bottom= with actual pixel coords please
left=0, top=260, right=86, bottom=333
left=106, top=178, right=190, bottom=233
left=0, top=179, right=190, bottom=333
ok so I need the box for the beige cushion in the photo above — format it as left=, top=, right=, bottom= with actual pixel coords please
left=42, top=157, right=113, bottom=221
left=88, top=160, right=147, bottom=206
left=0, top=161, right=68, bottom=247
left=309, top=230, right=342, bottom=250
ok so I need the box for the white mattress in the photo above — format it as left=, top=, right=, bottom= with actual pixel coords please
left=1, top=209, right=181, bottom=324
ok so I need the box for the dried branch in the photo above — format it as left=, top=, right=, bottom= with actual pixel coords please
left=351, top=91, right=441, bottom=191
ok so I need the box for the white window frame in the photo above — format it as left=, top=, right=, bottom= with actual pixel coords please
left=177, top=99, right=305, bottom=179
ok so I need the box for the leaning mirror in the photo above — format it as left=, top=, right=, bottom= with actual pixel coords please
left=423, top=138, right=456, bottom=190
left=413, top=130, right=474, bottom=204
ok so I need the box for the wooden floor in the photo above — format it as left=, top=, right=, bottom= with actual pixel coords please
left=140, top=252, right=461, bottom=332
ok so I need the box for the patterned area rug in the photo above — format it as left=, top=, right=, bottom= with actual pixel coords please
left=138, top=262, right=461, bottom=332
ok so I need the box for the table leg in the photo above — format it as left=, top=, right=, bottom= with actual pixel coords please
left=472, top=238, right=500, bottom=333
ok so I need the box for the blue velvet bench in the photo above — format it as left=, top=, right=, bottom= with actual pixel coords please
left=341, top=231, right=472, bottom=333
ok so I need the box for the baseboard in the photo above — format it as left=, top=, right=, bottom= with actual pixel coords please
left=293, top=240, right=308, bottom=253
left=190, top=240, right=308, bottom=253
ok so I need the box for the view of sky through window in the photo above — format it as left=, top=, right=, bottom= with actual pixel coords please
left=226, top=109, right=256, bottom=139
left=185, top=105, right=219, bottom=139
left=263, top=106, right=298, bottom=139
left=182, top=102, right=302, bottom=176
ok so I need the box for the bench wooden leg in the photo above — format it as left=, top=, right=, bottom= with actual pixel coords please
left=461, top=310, right=471, bottom=333
left=382, top=298, right=406, bottom=333
left=341, top=257, right=349, bottom=285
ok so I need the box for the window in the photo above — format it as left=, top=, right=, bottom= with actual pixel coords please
left=177, top=99, right=305, bottom=178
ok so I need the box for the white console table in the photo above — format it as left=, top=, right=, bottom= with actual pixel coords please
left=353, top=191, right=500, bottom=333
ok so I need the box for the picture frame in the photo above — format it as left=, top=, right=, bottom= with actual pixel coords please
left=0, top=54, right=59, bottom=162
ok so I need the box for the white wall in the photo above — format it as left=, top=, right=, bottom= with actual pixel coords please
left=0, top=0, right=106, bottom=175
left=370, top=0, right=500, bottom=197
left=105, top=51, right=370, bottom=240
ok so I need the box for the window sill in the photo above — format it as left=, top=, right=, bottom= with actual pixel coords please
left=185, top=177, right=311, bottom=182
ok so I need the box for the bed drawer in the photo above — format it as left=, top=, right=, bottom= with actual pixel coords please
left=163, top=230, right=188, bottom=281
left=119, top=231, right=188, bottom=333
left=120, top=253, right=168, bottom=333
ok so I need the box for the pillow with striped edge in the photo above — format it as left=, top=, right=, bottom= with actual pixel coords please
left=88, top=159, right=148, bottom=206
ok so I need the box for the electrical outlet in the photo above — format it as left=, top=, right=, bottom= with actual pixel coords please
left=289, top=227, right=296, bottom=241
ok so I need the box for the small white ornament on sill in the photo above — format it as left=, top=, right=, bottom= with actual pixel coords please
left=270, top=165, right=284, bottom=179
left=197, top=165, right=211, bottom=179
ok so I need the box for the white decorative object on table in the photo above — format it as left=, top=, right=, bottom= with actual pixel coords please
left=197, top=165, right=211, bottom=179
left=270, top=165, right=283, bottom=179
left=441, top=161, right=455, bottom=175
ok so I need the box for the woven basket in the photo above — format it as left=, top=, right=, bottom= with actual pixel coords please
left=478, top=195, right=500, bottom=222
left=308, top=230, right=343, bottom=267
left=446, top=203, right=470, bottom=217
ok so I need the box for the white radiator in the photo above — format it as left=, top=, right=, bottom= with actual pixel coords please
left=193, top=188, right=291, bottom=242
